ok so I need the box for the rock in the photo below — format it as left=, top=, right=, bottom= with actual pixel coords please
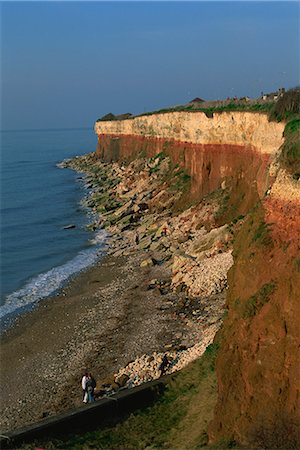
left=140, top=258, right=154, bottom=268
left=115, top=373, right=129, bottom=388
left=138, top=236, right=153, bottom=250
left=160, top=237, right=170, bottom=248
left=159, top=287, right=169, bottom=295
left=147, top=279, right=158, bottom=290
left=114, top=200, right=133, bottom=218
left=164, top=344, right=173, bottom=350
left=86, top=223, right=97, bottom=231
left=160, top=302, right=173, bottom=310
left=138, top=202, right=149, bottom=211
left=150, top=240, right=163, bottom=252
left=178, top=345, right=187, bottom=351
left=112, top=249, right=126, bottom=257
left=177, top=234, right=190, bottom=244
left=63, top=224, right=76, bottom=229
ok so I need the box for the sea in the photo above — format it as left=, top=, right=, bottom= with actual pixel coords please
left=0, top=128, right=107, bottom=325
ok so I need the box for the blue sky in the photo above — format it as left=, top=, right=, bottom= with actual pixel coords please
left=1, top=1, right=299, bottom=130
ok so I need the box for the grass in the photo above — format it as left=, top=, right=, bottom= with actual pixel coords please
left=252, top=220, right=273, bottom=247
left=133, top=101, right=275, bottom=119
left=247, top=414, right=300, bottom=449
left=21, top=344, right=220, bottom=450
left=269, top=86, right=300, bottom=122
left=149, top=152, right=167, bottom=174
left=172, top=168, right=191, bottom=191
left=280, top=119, right=300, bottom=175
left=243, top=282, right=276, bottom=318
left=96, top=87, right=299, bottom=126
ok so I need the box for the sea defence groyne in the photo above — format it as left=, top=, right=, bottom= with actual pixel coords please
left=94, top=111, right=300, bottom=444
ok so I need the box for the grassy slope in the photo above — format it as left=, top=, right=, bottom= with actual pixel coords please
left=280, top=119, right=300, bottom=176
left=23, top=345, right=219, bottom=450
left=97, top=102, right=275, bottom=122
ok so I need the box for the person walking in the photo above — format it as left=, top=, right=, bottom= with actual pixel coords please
left=86, top=373, right=96, bottom=403
left=81, top=372, right=89, bottom=403
left=159, top=354, right=170, bottom=377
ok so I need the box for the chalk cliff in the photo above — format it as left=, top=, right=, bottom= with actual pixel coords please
left=94, top=111, right=300, bottom=445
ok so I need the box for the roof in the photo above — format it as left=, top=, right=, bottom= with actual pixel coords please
left=189, top=97, right=205, bottom=103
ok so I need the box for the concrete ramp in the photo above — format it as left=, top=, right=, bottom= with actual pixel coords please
left=1, top=378, right=169, bottom=449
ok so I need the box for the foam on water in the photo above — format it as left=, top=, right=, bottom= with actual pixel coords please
left=0, top=229, right=108, bottom=319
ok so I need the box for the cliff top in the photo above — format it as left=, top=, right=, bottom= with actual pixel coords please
left=96, top=86, right=299, bottom=124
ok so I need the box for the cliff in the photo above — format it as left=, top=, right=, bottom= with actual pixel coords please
left=94, top=111, right=300, bottom=445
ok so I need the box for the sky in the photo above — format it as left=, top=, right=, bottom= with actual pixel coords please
left=1, top=1, right=299, bottom=130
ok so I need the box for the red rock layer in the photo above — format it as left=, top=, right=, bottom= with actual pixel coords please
left=209, top=197, right=300, bottom=445
left=96, top=132, right=300, bottom=445
left=96, top=134, right=270, bottom=212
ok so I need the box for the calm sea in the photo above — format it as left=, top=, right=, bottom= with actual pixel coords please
left=0, top=128, right=106, bottom=322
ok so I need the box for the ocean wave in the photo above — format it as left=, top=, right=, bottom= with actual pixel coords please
left=0, top=229, right=108, bottom=320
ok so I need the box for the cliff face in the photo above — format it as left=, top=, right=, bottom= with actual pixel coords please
left=95, top=112, right=300, bottom=444
left=95, top=112, right=284, bottom=218
left=209, top=170, right=300, bottom=445
left=95, top=111, right=283, bottom=154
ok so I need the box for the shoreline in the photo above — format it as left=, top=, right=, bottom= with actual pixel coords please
left=1, top=152, right=233, bottom=432
left=0, top=237, right=222, bottom=432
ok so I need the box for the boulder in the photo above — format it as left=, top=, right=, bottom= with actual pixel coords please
left=114, top=200, right=133, bottom=218
left=138, top=236, right=153, bottom=250
left=150, top=240, right=163, bottom=252
left=63, top=224, right=76, bottom=230
left=115, top=373, right=130, bottom=388
left=140, top=258, right=154, bottom=268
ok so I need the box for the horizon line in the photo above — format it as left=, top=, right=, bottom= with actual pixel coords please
left=0, top=126, right=95, bottom=133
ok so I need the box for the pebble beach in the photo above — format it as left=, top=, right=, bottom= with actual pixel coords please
left=0, top=152, right=237, bottom=432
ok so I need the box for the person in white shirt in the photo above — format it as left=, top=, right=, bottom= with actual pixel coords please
left=81, top=372, right=89, bottom=403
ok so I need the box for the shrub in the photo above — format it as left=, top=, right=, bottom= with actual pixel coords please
left=248, top=414, right=300, bottom=449
left=253, top=221, right=273, bottom=246
left=270, top=86, right=300, bottom=121
left=281, top=118, right=300, bottom=174
left=243, top=282, right=276, bottom=318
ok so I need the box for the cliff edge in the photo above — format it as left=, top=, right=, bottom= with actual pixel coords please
left=94, top=109, right=300, bottom=446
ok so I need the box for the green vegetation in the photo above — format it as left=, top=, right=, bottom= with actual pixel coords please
left=172, top=167, right=191, bottom=191
left=243, top=282, right=276, bottom=318
left=97, top=87, right=299, bottom=125
left=134, top=101, right=275, bottom=118
left=214, top=190, right=231, bottom=222
left=149, top=152, right=167, bottom=174
left=270, top=86, right=300, bottom=122
left=294, top=259, right=300, bottom=271
left=232, top=214, right=245, bottom=224
left=22, top=344, right=220, bottom=450
left=248, top=414, right=300, bottom=449
left=149, top=151, right=166, bottom=162
left=284, top=118, right=300, bottom=135
left=280, top=118, right=300, bottom=175
left=252, top=220, right=273, bottom=247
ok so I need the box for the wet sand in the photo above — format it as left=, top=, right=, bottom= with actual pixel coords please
left=0, top=245, right=189, bottom=432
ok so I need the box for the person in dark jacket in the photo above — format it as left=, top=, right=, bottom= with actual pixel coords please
left=159, top=354, right=170, bottom=377
left=86, top=373, right=96, bottom=402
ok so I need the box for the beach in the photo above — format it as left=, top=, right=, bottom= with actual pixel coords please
left=0, top=152, right=232, bottom=432
left=0, top=241, right=223, bottom=432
